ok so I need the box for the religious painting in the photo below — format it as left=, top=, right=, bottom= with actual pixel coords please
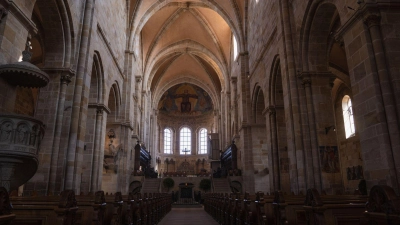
left=158, top=84, right=213, bottom=115
left=319, top=146, right=340, bottom=173
left=346, top=165, right=364, bottom=180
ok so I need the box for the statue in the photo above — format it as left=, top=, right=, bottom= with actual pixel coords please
left=0, top=122, right=12, bottom=142
left=104, top=143, right=123, bottom=173
left=16, top=124, right=29, bottom=144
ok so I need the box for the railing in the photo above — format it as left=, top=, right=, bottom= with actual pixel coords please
left=220, top=141, right=237, bottom=171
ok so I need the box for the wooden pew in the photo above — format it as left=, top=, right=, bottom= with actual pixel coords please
left=204, top=190, right=370, bottom=225
left=303, top=188, right=368, bottom=225
left=8, top=190, right=172, bottom=225
left=364, top=185, right=400, bottom=225
left=0, top=187, right=16, bottom=225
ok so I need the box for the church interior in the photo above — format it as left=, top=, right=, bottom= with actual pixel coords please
left=0, top=0, right=399, bottom=224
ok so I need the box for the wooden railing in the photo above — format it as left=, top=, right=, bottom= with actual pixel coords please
left=220, top=141, right=237, bottom=171
left=204, top=185, right=400, bottom=225
left=133, top=142, right=158, bottom=178
left=3, top=188, right=172, bottom=225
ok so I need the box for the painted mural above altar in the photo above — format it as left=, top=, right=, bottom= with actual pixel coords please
left=158, top=84, right=213, bottom=116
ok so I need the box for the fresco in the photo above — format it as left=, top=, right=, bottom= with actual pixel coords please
left=319, top=146, right=340, bottom=173
left=158, top=84, right=213, bottom=115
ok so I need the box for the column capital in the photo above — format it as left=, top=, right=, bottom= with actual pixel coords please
left=230, top=76, right=238, bottom=83
left=135, top=75, right=142, bottom=83
left=363, top=13, right=381, bottom=28
left=96, top=107, right=103, bottom=115
left=42, top=68, right=76, bottom=84
left=61, top=74, right=72, bottom=84
left=0, top=7, right=8, bottom=23
left=302, top=77, right=311, bottom=87
left=265, top=106, right=276, bottom=116
left=88, top=103, right=110, bottom=114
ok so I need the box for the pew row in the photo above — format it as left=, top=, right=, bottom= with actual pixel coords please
left=204, top=185, right=400, bottom=225
left=2, top=188, right=172, bottom=225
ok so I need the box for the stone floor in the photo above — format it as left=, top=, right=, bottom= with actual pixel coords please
left=158, top=207, right=219, bottom=225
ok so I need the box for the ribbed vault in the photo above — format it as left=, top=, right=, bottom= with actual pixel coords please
left=126, top=0, right=245, bottom=110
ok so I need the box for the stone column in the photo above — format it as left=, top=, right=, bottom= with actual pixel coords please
left=302, top=76, right=322, bottom=192
left=219, top=91, right=224, bottom=145
left=301, top=75, right=322, bottom=192
left=133, top=76, right=142, bottom=139
left=140, top=90, right=147, bottom=143
left=231, top=77, right=238, bottom=136
left=48, top=72, right=71, bottom=194
left=267, top=106, right=280, bottom=191
left=364, top=14, right=400, bottom=190
left=153, top=110, right=159, bottom=154
left=225, top=91, right=231, bottom=144
left=90, top=107, right=103, bottom=192
left=0, top=163, right=15, bottom=191
left=279, top=0, right=305, bottom=193
left=64, top=0, right=94, bottom=190
left=213, top=110, right=219, bottom=133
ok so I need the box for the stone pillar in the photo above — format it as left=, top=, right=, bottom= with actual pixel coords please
left=279, top=0, right=305, bottom=194
left=213, top=110, right=219, bottom=133
left=301, top=75, right=322, bottom=192
left=364, top=13, right=400, bottom=191
left=238, top=51, right=255, bottom=193
left=90, top=107, right=104, bottom=192
left=231, top=77, right=238, bottom=136
left=64, top=0, right=94, bottom=190
left=0, top=163, right=15, bottom=191
left=97, top=112, right=107, bottom=190
left=48, top=72, right=72, bottom=194
left=267, top=106, right=280, bottom=191
left=219, top=92, right=224, bottom=145
left=141, top=90, right=147, bottom=143
left=153, top=110, right=159, bottom=154
left=225, top=91, right=231, bottom=144
left=133, top=76, right=142, bottom=139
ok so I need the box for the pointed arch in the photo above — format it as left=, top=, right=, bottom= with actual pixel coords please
left=299, top=1, right=341, bottom=72
left=251, top=84, right=266, bottom=124
left=90, top=52, right=105, bottom=104
left=108, top=82, right=122, bottom=122
left=33, top=0, right=75, bottom=68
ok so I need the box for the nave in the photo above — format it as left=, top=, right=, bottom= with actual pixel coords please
left=158, top=208, right=218, bottom=225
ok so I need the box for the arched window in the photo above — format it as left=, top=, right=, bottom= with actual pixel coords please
left=180, top=127, right=191, bottom=155
left=342, top=95, right=355, bottom=138
left=233, top=35, right=238, bottom=60
left=164, top=128, right=172, bottom=154
left=198, top=128, right=208, bottom=154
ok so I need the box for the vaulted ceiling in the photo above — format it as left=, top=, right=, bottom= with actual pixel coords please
left=127, top=0, right=245, bottom=109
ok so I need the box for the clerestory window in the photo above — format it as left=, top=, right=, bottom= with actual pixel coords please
left=164, top=128, right=172, bottom=154
left=233, top=35, right=238, bottom=60
left=180, top=127, right=191, bottom=155
left=198, top=128, right=207, bottom=154
left=342, top=95, right=355, bottom=138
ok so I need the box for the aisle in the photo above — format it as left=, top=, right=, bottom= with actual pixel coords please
left=158, top=207, right=219, bottom=225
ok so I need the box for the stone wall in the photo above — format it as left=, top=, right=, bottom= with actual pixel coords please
left=251, top=125, right=270, bottom=193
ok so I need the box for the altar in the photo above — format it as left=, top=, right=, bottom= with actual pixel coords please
left=179, top=182, right=194, bottom=199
